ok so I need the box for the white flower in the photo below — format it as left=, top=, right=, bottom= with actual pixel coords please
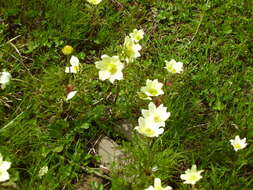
left=142, top=102, right=170, bottom=127
left=141, top=79, right=164, bottom=97
left=123, top=36, right=142, bottom=63
left=130, top=29, right=144, bottom=42
left=164, top=59, right=183, bottom=74
left=95, top=55, right=124, bottom=83
left=145, top=178, right=172, bottom=190
left=38, top=166, right=48, bottom=178
left=65, top=56, right=80, bottom=73
left=86, top=0, right=102, bottom=5
left=0, top=71, right=11, bottom=89
left=66, top=91, right=77, bottom=101
left=230, top=135, right=247, bottom=151
left=135, top=117, right=164, bottom=138
left=180, top=165, right=203, bottom=185
left=151, top=166, right=158, bottom=172
left=0, top=153, right=11, bottom=182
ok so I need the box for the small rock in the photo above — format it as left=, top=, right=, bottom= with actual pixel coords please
left=96, top=136, right=124, bottom=169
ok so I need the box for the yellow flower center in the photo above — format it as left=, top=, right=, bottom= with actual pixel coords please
left=234, top=143, right=242, bottom=149
left=107, top=64, right=117, bottom=75
left=166, top=65, right=176, bottom=73
left=148, top=88, right=158, bottom=96
left=73, top=65, right=79, bottom=72
left=135, top=35, right=142, bottom=41
left=126, top=47, right=135, bottom=57
left=154, top=116, right=161, bottom=123
left=189, top=174, right=198, bottom=182
left=142, top=128, right=155, bottom=136
left=155, top=186, right=163, bottom=190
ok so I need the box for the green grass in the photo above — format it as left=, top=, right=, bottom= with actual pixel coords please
left=0, top=0, right=253, bottom=189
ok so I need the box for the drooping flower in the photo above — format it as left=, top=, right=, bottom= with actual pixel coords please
left=0, top=70, right=11, bottom=89
left=62, top=45, right=74, bottom=55
left=130, top=29, right=144, bottom=42
left=38, top=166, right=48, bottom=178
left=0, top=153, right=11, bottom=182
left=137, top=91, right=152, bottom=100
left=135, top=117, right=164, bottom=138
left=65, top=56, right=80, bottom=73
left=145, top=178, right=172, bottom=190
left=86, top=0, right=102, bottom=5
left=180, top=165, right=203, bottom=185
left=230, top=135, right=247, bottom=151
left=141, top=102, right=170, bottom=127
left=165, top=59, right=183, bottom=74
left=141, top=79, right=164, bottom=98
left=95, top=55, right=124, bottom=83
left=66, top=91, right=77, bottom=101
left=122, top=36, right=142, bottom=63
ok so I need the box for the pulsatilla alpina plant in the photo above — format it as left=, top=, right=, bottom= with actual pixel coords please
left=138, top=79, right=164, bottom=100
left=180, top=165, right=204, bottom=186
left=95, top=55, right=124, bottom=83
left=230, top=136, right=247, bottom=152
left=141, top=103, right=170, bottom=128
left=122, top=36, right=142, bottom=63
left=135, top=117, right=164, bottom=138
left=95, top=28, right=144, bottom=83
left=135, top=102, right=170, bottom=138
left=164, top=59, right=183, bottom=74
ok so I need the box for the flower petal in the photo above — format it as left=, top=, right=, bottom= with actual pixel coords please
left=154, top=178, right=161, bottom=187
left=0, top=171, right=10, bottom=182
left=66, top=91, right=77, bottom=101
left=0, top=161, right=11, bottom=171
left=70, top=56, right=79, bottom=66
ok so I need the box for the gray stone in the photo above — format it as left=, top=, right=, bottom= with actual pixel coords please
left=96, top=136, right=124, bottom=169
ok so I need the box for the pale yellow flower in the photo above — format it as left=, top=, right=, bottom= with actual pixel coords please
left=130, top=29, right=144, bottom=42
left=145, top=178, right=172, bottom=190
left=141, top=79, right=164, bottom=97
left=135, top=117, right=164, bottom=138
left=65, top=56, right=80, bottom=73
left=180, top=165, right=203, bottom=185
left=0, top=70, right=11, bottom=89
left=62, top=45, right=74, bottom=55
left=123, top=36, right=142, bottom=63
left=230, top=135, right=247, bottom=151
left=86, top=0, right=102, bottom=5
left=95, top=55, right=124, bottom=83
left=141, top=102, right=170, bottom=127
left=165, top=59, right=183, bottom=74
left=38, top=166, right=48, bottom=178
left=0, top=153, right=11, bottom=182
